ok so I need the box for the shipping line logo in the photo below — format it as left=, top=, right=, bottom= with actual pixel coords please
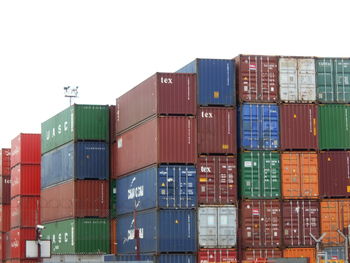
left=160, top=77, right=173, bottom=84
left=45, top=112, right=74, bottom=141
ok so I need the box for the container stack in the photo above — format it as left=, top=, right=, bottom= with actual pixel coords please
left=40, top=105, right=110, bottom=259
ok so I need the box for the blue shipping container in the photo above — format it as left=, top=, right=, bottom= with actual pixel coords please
left=323, top=246, right=345, bottom=261
left=41, top=141, right=109, bottom=188
left=116, top=165, right=197, bottom=215
left=177, top=58, right=235, bottom=106
left=117, top=209, right=197, bottom=254
left=239, top=103, right=279, bottom=150
left=104, top=254, right=196, bottom=263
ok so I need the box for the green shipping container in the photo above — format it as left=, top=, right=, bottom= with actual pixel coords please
left=240, top=151, right=280, bottom=199
left=316, top=58, right=350, bottom=103
left=42, top=218, right=110, bottom=254
left=110, top=179, right=116, bottom=218
left=318, top=104, right=350, bottom=150
left=41, top=104, right=109, bottom=154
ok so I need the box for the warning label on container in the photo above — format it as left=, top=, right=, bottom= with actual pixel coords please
left=252, top=209, right=259, bottom=216
left=214, top=91, right=219, bottom=98
left=347, top=186, right=350, bottom=192
left=244, top=161, right=252, bottom=167
left=117, top=138, right=122, bottom=148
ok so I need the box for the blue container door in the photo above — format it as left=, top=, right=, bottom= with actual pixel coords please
left=261, top=104, right=279, bottom=149
left=241, top=104, right=260, bottom=149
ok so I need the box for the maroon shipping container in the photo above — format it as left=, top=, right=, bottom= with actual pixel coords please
left=280, top=104, right=318, bottom=150
left=109, top=105, right=117, bottom=143
left=235, top=55, right=279, bottom=103
left=198, top=248, right=238, bottom=263
left=0, top=233, right=5, bottom=261
left=110, top=142, right=117, bottom=179
left=4, top=232, right=10, bottom=260
left=9, top=227, right=37, bottom=259
left=41, top=180, right=109, bottom=223
left=10, top=165, right=40, bottom=198
left=116, top=116, right=197, bottom=177
left=10, top=134, right=41, bottom=168
left=197, top=155, right=237, bottom=205
left=241, top=200, right=281, bottom=248
left=0, top=149, right=11, bottom=176
left=197, top=107, right=237, bottom=154
left=319, top=151, right=350, bottom=198
left=242, top=248, right=282, bottom=261
left=116, top=73, right=196, bottom=134
left=0, top=176, right=11, bottom=204
left=282, top=200, right=320, bottom=247
left=10, top=196, right=40, bottom=228
left=0, top=205, right=10, bottom=232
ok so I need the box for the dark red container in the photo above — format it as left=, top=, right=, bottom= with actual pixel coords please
left=0, top=176, right=11, bottom=204
left=10, top=196, right=40, bottom=228
left=241, top=200, right=281, bottom=248
left=10, top=165, right=40, bottom=198
left=282, top=200, right=320, bottom=247
left=235, top=55, right=279, bottom=103
left=197, top=107, right=237, bottom=154
left=0, top=205, right=10, bottom=232
left=4, top=232, right=10, bottom=260
left=0, top=149, right=11, bottom=176
left=41, top=180, right=109, bottom=223
left=109, top=105, right=117, bottom=143
left=110, top=142, right=117, bottom=179
left=242, top=248, right=282, bottom=261
left=198, top=248, right=238, bottom=263
left=280, top=104, right=318, bottom=150
left=0, top=233, right=5, bottom=261
left=116, top=116, right=197, bottom=177
left=197, top=155, right=237, bottom=205
left=9, top=227, right=37, bottom=259
left=116, top=72, right=197, bottom=134
left=10, top=134, right=41, bottom=168
left=319, top=151, right=350, bottom=198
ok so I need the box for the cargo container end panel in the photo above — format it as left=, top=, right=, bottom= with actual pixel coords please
left=10, top=196, right=40, bottom=228
left=11, top=164, right=40, bottom=198
left=198, top=248, right=238, bottom=263
left=0, top=204, right=10, bottom=232
left=109, top=105, right=117, bottom=143
left=11, top=134, right=41, bottom=168
left=283, top=248, right=316, bottom=263
left=0, top=176, right=11, bottom=204
left=0, top=149, right=11, bottom=176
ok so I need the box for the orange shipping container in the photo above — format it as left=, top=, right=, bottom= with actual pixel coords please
left=281, top=152, right=319, bottom=199
left=283, top=248, right=316, bottom=263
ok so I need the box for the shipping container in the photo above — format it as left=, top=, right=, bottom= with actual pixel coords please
left=242, top=249, right=282, bottom=261
left=0, top=233, right=5, bottom=261
left=241, top=200, right=281, bottom=248
left=0, top=176, right=11, bottom=204
left=198, top=206, right=237, bottom=248
left=109, top=105, right=117, bottom=143
left=239, top=104, right=279, bottom=150
left=268, top=259, right=308, bottom=263
left=10, top=196, right=40, bottom=228
left=282, top=200, right=319, bottom=247
left=240, top=151, right=280, bottom=199
left=197, top=107, right=236, bottom=154
left=41, top=104, right=109, bottom=154
left=316, top=58, right=350, bottom=103
left=4, top=232, right=9, bottom=260
left=108, top=254, right=196, bottom=263
left=235, top=55, right=279, bottom=103
left=116, top=165, right=196, bottom=215
left=41, top=180, right=109, bottom=223
left=116, top=116, right=197, bottom=177
left=197, top=155, right=237, bottom=205
left=42, top=218, right=109, bottom=254
left=0, top=205, right=10, bottom=232
left=283, top=248, right=316, bottom=263
left=9, top=227, right=36, bottom=259
left=10, top=164, right=40, bottom=198
left=110, top=218, right=117, bottom=255
left=10, top=134, right=41, bottom=168
left=117, top=209, right=196, bottom=254
left=198, top=248, right=237, bottom=263
left=323, top=246, right=345, bottom=262
left=116, top=73, right=197, bottom=134
left=177, top=58, right=235, bottom=106
left=318, top=104, right=350, bottom=150
left=110, top=142, right=117, bottom=179
left=279, top=57, right=316, bottom=102
left=280, top=104, right=318, bottom=150
left=0, top=149, right=11, bottom=176
left=41, top=141, right=109, bottom=188
left=281, top=152, right=319, bottom=199
left=110, top=179, right=116, bottom=218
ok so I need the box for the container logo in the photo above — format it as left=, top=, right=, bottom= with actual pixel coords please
left=252, top=209, right=260, bottom=216
left=52, top=232, right=69, bottom=244
left=249, top=64, right=257, bottom=70
left=200, top=166, right=211, bottom=173
left=128, top=185, right=144, bottom=200
left=201, top=111, right=213, bottom=118
left=127, top=228, right=144, bottom=240
left=160, top=77, right=173, bottom=84
left=45, top=120, right=70, bottom=141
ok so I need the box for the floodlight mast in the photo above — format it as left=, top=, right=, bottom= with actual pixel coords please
left=64, top=86, right=79, bottom=106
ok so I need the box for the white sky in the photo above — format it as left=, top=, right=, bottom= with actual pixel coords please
left=0, top=0, right=348, bottom=148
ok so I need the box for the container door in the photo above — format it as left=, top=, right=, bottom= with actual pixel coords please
left=316, top=58, right=334, bottom=102
left=280, top=58, right=298, bottom=101
left=218, top=206, right=237, bottom=247
left=198, top=157, right=217, bottom=204
left=240, top=152, right=261, bottom=199
left=198, top=207, right=218, bottom=247
left=298, top=58, right=316, bottom=101
left=261, top=104, right=279, bottom=150
left=177, top=166, right=197, bottom=208
left=300, top=153, right=319, bottom=198
left=241, top=104, right=260, bottom=149
left=261, top=152, right=281, bottom=198
left=335, top=58, right=350, bottom=103
left=281, top=152, right=301, bottom=198
left=217, top=156, right=237, bottom=204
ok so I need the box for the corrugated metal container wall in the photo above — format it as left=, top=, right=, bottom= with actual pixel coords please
left=110, top=179, right=116, bottom=218
left=117, top=209, right=197, bottom=254
left=323, top=246, right=345, bottom=262
left=316, top=58, right=350, bottom=103
left=0, top=176, right=11, bottom=204
left=10, top=227, right=36, bottom=259
left=240, top=151, right=280, bottom=199
left=177, top=59, right=235, bottom=106
left=198, top=249, right=238, bottom=263
left=4, top=232, right=9, bottom=260
left=197, top=107, right=236, bottom=154
left=109, top=105, right=117, bottom=143
left=0, top=204, right=10, bottom=232
left=198, top=206, right=237, bottom=248
left=10, top=134, right=41, bottom=168
left=110, top=218, right=117, bottom=255
left=319, top=151, right=350, bottom=198
left=10, top=196, right=40, bottom=228
left=197, top=155, right=237, bottom=205
left=41, top=141, right=109, bottom=188
left=280, top=104, right=318, bottom=150
left=0, top=149, right=11, bottom=176
left=41, top=180, right=109, bottom=223
left=110, top=142, right=117, bottom=179
left=282, top=200, right=319, bottom=247
left=111, top=254, right=196, bottom=263
left=235, top=55, right=279, bottom=103
left=241, top=200, right=281, bottom=248
left=41, top=104, right=109, bottom=154
left=116, top=73, right=197, bottom=134
left=242, top=249, right=282, bottom=261
left=318, top=104, right=350, bottom=150
left=283, top=248, right=316, bottom=263
left=42, top=218, right=109, bottom=254
left=281, top=152, right=319, bottom=199
left=116, top=116, right=197, bottom=177
left=279, top=57, right=316, bottom=102
left=0, top=233, right=4, bottom=261
left=116, top=165, right=196, bottom=215
left=10, top=165, right=40, bottom=198
left=239, top=104, right=279, bottom=150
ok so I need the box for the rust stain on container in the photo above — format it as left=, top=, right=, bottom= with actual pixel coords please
left=283, top=247, right=316, bottom=263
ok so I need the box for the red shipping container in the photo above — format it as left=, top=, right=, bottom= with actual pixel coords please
left=10, top=165, right=40, bottom=198
left=116, top=116, right=197, bottom=177
left=110, top=218, right=117, bottom=255
left=280, top=104, right=318, bottom=150
left=0, top=205, right=10, bottom=232
left=41, top=180, right=109, bottom=223
left=235, top=55, right=279, bottom=103
left=197, top=155, right=237, bottom=205
left=0, top=176, right=11, bottom=204
left=110, top=142, right=117, bottom=179
left=4, top=232, right=10, bottom=260
left=116, top=73, right=196, bottom=134
left=241, top=200, right=281, bottom=248
left=0, top=149, right=11, bottom=176
left=282, top=200, right=320, bottom=247
left=11, top=196, right=40, bottom=228
left=11, top=134, right=41, bottom=168
left=109, top=105, right=117, bottom=143
left=197, top=107, right=237, bottom=154
left=0, top=233, right=5, bottom=261
left=11, top=260, right=41, bottom=263
left=10, top=227, right=37, bottom=259
left=242, top=248, right=282, bottom=261
left=198, top=248, right=238, bottom=263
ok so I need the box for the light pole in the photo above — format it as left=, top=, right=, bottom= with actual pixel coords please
left=310, top=233, right=326, bottom=263
left=63, top=86, right=79, bottom=106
